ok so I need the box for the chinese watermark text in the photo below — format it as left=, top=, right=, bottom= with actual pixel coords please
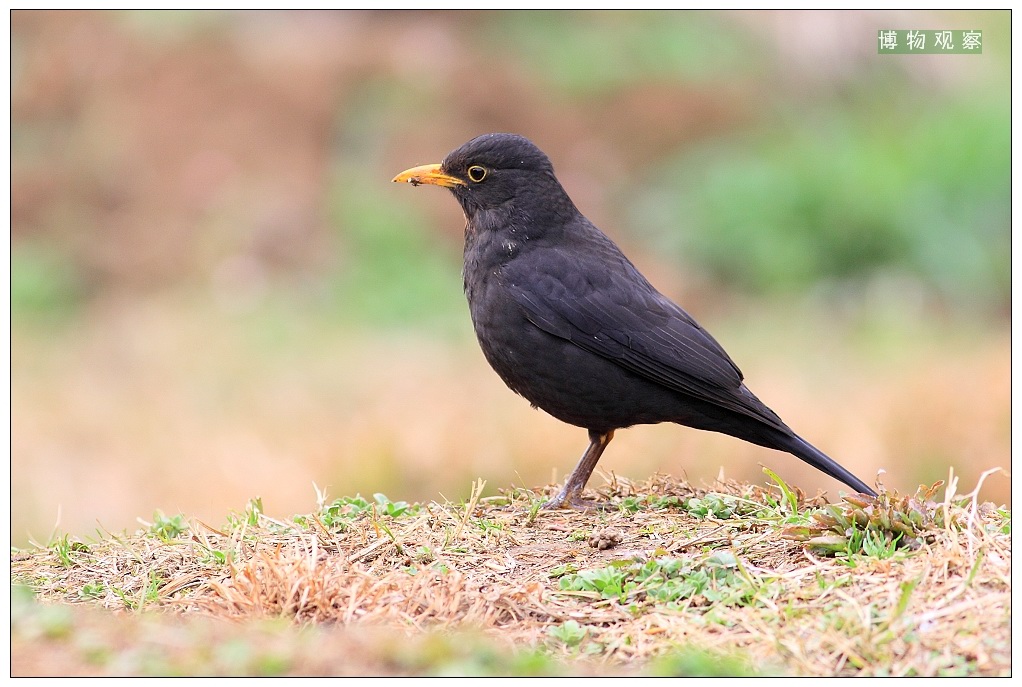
left=877, top=29, right=982, bottom=54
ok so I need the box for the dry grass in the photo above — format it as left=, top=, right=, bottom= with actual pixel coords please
left=11, top=470, right=1010, bottom=677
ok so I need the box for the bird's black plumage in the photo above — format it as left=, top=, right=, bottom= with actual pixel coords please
left=394, top=133, right=877, bottom=507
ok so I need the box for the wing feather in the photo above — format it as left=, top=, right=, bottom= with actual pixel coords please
left=503, top=241, right=781, bottom=424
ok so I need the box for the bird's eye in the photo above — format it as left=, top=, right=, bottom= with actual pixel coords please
left=467, top=165, right=487, bottom=183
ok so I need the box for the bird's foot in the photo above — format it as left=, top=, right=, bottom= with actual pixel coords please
left=541, top=491, right=608, bottom=511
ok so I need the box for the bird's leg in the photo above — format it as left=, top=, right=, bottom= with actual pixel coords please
left=543, top=430, right=615, bottom=510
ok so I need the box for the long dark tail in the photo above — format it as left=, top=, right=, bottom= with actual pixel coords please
left=705, top=385, right=878, bottom=497
left=779, top=433, right=877, bottom=497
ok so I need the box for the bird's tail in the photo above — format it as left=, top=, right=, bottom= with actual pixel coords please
left=778, top=433, right=877, bottom=497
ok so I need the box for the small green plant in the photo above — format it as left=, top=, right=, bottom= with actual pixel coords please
left=413, top=545, right=434, bottom=563
left=560, top=562, right=633, bottom=601
left=763, top=467, right=800, bottom=517
left=556, top=552, right=766, bottom=611
left=51, top=534, right=89, bottom=567
left=201, top=547, right=229, bottom=565
left=110, top=585, right=136, bottom=610
left=78, top=581, right=105, bottom=600
left=223, top=497, right=267, bottom=531
left=143, top=573, right=163, bottom=606
left=548, top=563, right=579, bottom=579
left=616, top=494, right=685, bottom=514
left=525, top=498, right=544, bottom=525
left=308, top=493, right=417, bottom=528
left=150, top=512, right=189, bottom=541
left=860, top=528, right=902, bottom=559
left=475, top=518, right=505, bottom=535
left=313, top=495, right=373, bottom=530
left=245, top=497, right=264, bottom=526
left=994, top=509, right=1010, bottom=534
left=373, top=493, right=417, bottom=518
left=618, top=496, right=645, bottom=513
left=649, top=495, right=684, bottom=509
left=108, top=571, right=164, bottom=610
left=684, top=494, right=737, bottom=519
left=547, top=620, right=588, bottom=647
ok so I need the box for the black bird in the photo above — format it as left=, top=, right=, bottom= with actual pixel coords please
left=393, top=133, right=877, bottom=508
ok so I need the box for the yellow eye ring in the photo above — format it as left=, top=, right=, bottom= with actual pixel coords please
left=467, top=165, right=487, bottom=183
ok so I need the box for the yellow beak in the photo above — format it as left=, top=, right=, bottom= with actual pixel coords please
left=391, top=163, right=465, bottom=188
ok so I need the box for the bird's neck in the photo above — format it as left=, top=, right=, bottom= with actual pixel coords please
left=461, top=183, right=579, bottom=279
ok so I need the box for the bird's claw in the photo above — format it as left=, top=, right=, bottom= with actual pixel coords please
left=541, top=493, right=609, bottom=511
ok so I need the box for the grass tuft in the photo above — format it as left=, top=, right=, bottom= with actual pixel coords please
left=782, top=480, right=972, bottom=557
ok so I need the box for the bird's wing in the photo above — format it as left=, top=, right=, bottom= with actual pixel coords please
left=504, top=242, right=771, bottom=419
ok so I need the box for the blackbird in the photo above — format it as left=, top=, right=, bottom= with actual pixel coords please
left=393, top=133, right=877, bottom=508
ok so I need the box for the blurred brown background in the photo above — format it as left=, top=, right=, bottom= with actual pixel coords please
left=11, top=10, right=1010, bottom=545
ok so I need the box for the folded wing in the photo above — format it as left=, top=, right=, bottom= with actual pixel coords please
left=504, top=240, right=788, bottom=432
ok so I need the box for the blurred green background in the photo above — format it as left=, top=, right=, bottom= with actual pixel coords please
left=11, top=10, right=1010, bottom=545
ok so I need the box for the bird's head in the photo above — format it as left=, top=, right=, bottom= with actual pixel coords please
left=393, top=133, right=573, bottom=222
